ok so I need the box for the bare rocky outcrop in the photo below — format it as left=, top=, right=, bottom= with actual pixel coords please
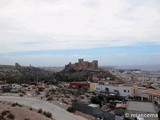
left=0, top=63, right=55, bottom=83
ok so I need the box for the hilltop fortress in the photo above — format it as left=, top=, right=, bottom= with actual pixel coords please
left=65, top=59, right=98, bottom=70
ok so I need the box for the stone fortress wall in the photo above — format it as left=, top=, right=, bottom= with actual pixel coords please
left=66, top=59, right=98, bottom=70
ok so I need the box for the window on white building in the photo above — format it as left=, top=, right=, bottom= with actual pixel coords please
left=105, top=88, right=109, bottom=91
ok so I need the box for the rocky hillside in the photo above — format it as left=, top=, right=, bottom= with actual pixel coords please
left=55, top=66, right=120, bottom=82
left=0, top=63, right=122, bottom=83
left=0, top=63, right=56, bottom=83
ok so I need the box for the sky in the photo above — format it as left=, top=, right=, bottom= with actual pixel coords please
left=0, top=0, right=160, bottom=67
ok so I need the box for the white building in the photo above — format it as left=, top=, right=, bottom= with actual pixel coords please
left=11, top=84, right=22, bottom=89
left=96, top=84, right=137, bottom=97
left=136, top=76, right=159, bottom=83
left=136, top=87, right=149, bottom=99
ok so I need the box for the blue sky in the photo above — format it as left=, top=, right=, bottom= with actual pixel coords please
left=0, top=0, right=160, bottom=67
left=1, top=44, right=160, bottom=66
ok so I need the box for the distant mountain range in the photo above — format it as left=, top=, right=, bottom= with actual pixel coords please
left=101, top=65, right=160, bottom=71
left=116, top=65, right=160, bottom=71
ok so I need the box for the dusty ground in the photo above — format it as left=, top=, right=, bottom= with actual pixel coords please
left=0, top=86, right=93, bottom=120
left=0, top=101, right=53, bottom=120
left=0, top=96, right=87, bottom=120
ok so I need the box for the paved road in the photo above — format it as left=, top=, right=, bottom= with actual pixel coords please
left=0, top=96, right=87, bottom=120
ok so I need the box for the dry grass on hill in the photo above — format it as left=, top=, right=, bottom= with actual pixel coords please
left=0, top=101, right=54, bottom=120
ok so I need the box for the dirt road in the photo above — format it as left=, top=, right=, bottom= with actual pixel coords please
left=0, top=96, right=87, bottom=120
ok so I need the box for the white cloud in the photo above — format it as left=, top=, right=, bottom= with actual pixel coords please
left=0, top=0, right=160, bottom=53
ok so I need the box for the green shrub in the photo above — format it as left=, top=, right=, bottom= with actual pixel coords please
left=47, top=97, right=52, bottom=101
left=43, top=111, right=52, bottom=118
left=90, top=96, right=101, bottom=104
left=7, top=113, right=15, bottom=119
left=1, top=110, right=15, bottom=119
left=19, top=94, right=24, bottom=97
left=1, top=110, right=9, bottom=116
left=11, top=102, right=22, bottom=107
left=38, top=108, right=42, bottom=113
left=67, top=107, right=76, bottom=113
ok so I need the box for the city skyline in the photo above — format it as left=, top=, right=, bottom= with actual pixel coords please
left=0, top=0, right=160, bottom=66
